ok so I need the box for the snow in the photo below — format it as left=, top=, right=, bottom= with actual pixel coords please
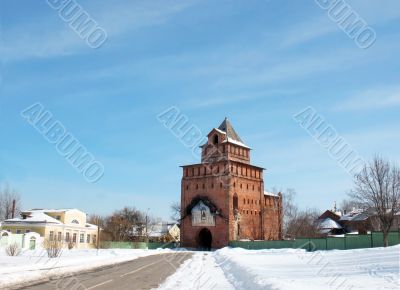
left=0, top=247, right=168, bottom=289
left=4, top=211, right=62, bottom=224
left=158, top=252, right=235, bottom=289
left=158, top=246, right=399, bottom=290
left=319, top=218, right=342, bottom=229
left=264, top=191, right=279, bottom=197
left=222, top=137, right=250, bottom=149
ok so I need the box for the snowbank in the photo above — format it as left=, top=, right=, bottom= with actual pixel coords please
left=0, top=247, right=167, bottom=288
left=158, top=246, right=400, bottom=290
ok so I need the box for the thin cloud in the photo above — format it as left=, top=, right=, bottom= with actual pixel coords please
left=334, top=86, right=400, bottom=111
left=1, top=0, right=196, bottom=62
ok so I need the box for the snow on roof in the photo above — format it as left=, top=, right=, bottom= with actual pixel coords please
left=222, top=137, right=250, bottom=149
left=264, top=191, right=279, bottom=197
left=319, top=218, right=342, bottom=229
left=4, top=211, right=62, bottom=224
left=214, top=128, right=226, bottom=135
left=85, top=223, right=98, bottom=229
left=339, top=208, right=365, bottom=221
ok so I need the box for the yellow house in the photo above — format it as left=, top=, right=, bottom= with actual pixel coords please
left=1, top=208, right=98, bottom=249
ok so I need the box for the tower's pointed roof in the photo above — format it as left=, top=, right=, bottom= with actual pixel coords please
left=216, top=117, right=249, bottom=148
left=218, top=117, right=243, bottom=143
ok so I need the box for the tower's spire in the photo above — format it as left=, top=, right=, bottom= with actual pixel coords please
left=218, top=118, right=244, bottom=143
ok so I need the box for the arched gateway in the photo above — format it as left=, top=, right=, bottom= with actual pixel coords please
left=198, top=228, right=212, bottom=250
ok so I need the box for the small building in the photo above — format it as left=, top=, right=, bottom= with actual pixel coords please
left=1, top=208, right=98, bottom=249
left=339, top=209, right=370, bottom=234
left=132, top=222, right=180, bottom=242
left=317, top=217, right=344, bottom=235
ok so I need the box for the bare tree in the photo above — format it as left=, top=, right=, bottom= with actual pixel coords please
left=350, top=156, right=400, bottom=247
left=272, top=187, right=298, bottom=237
left=285, top=208, right=321, bottom=238
left=170, top=201, right=181, bottom=223
left=0, top=183, right=21, bottom=220
left=104, top=207, right=144, bottom=242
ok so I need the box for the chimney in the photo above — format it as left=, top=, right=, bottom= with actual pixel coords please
left=11, top=199, right=16, bottom=219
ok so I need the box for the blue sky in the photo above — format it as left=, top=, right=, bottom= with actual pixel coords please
left=1, top=0, right=399, bottom=220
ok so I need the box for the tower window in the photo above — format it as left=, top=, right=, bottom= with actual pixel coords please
left=233, top=193, right=238, bottom=211
left=213, top=135, right=219, bottom=144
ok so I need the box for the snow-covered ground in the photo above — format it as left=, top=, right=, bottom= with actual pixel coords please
left=158, top=245, right=400, bottom=290
left=0, top=247, right=167, bottom=288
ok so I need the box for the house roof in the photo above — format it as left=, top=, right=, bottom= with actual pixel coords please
left=339, top=208, right=366, bottom=221
left=319, top=218, right=342, bottom=229
left=3, top=210, right=62, bottom=224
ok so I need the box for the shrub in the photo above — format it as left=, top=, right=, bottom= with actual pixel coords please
left=5, top=243, right=21, bottom=256
left=44, top=239, right=62, bottom=258
left=67, top=241, right=75, bottom=250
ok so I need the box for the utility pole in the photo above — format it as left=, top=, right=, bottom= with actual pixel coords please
left=97, top=217, right=100, bottom=252
left=11, top=199, right=16, bottom=219
left=145, top=208, right=150, bottom=244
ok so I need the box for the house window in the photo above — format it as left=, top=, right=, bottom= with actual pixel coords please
left=73, top=233, right=77, bottom=243
left=93, top=235, right=97, bottom=244
left=25, top=230, right=30, bottom=233
left=65, top=232, right=70, bottom=242
left=49, top=231, right=54, bottom=241
left=80, top=234, right=84, bottom=243
left=58, top=232, right=62, bottom=242
left=71, top=220, right=79, bottom=224
left=87, top=234, right=91, bottom=243
left=16, top=229, right=21, bottom=234
left=56, top=215, right=61, bottom=220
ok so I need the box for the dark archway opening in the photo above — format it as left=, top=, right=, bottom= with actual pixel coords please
left=213, top=134, right=219, bottom=144
left=198, top=228, right=212, bottom=250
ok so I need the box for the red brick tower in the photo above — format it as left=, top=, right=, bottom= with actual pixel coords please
left=180, top=118, right=282, bottom=249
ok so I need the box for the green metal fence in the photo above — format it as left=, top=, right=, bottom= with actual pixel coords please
left=100, top=241, right=179, bottom=249
left=229, top=231, right=400, bottom=251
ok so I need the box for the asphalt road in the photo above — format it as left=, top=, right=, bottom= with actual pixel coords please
left=22, top=252, right=193, bottom=290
